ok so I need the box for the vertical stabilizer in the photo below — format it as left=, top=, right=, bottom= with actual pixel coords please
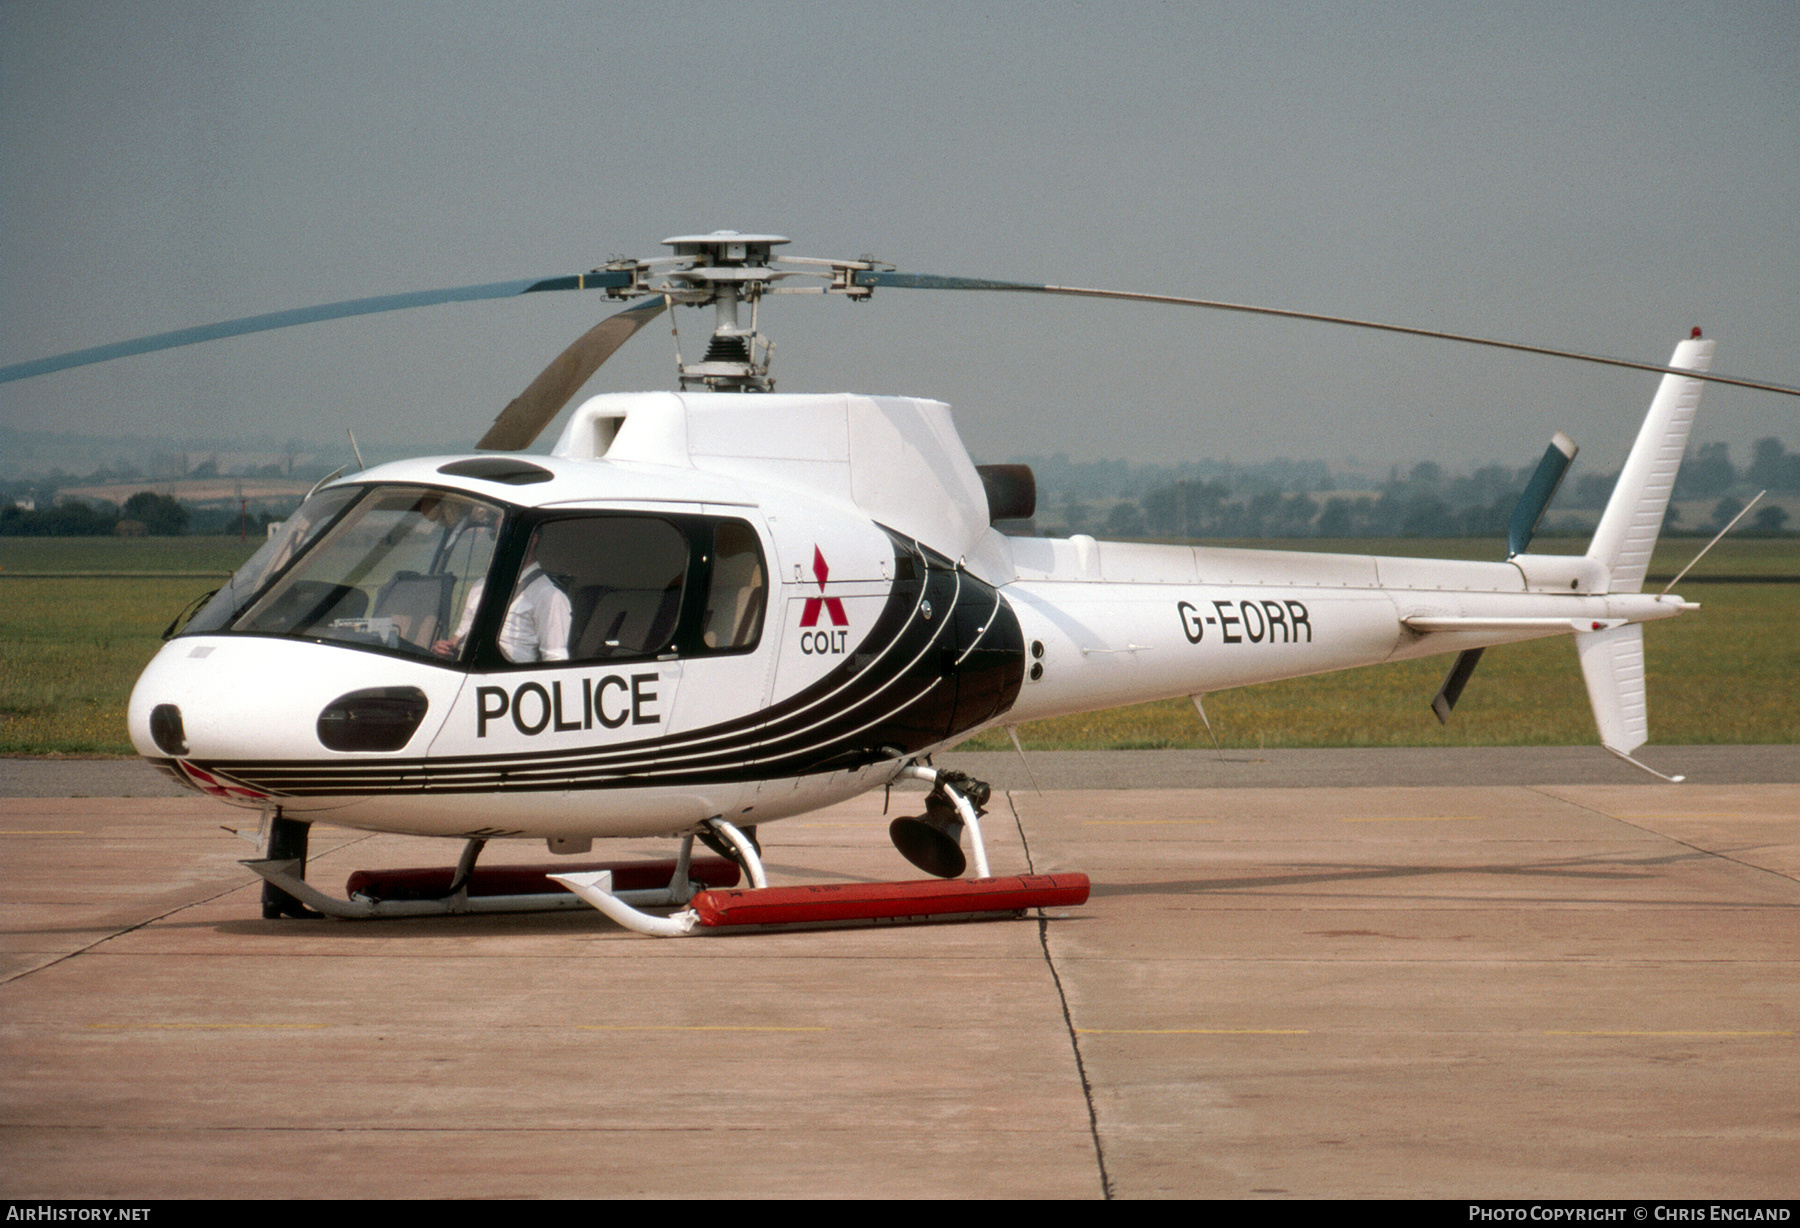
left=1574, top=621, right=1683, bottom=781
left=1587, top=336, right=1713, bottom=592
left=1576, top=623, right=1648, bottom=756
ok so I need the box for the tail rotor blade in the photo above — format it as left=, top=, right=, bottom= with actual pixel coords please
left=477, top=297, right=668, bottom=451
left=1430, top=648, right=1486, bottom=724
left=1506, top=432, right=1579, bottom=558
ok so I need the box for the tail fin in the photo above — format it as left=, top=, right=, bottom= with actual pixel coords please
left=1586, top=334, right=1714, bottom=592
left=1578, top=622, right=1683, bottom=781
left=1575, top=334, right=1710, bottom=781
left=1577, top=622, right=1647, bottom=754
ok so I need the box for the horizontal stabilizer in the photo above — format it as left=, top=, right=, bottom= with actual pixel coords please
left=1405, top=615, right=1625, bottom=634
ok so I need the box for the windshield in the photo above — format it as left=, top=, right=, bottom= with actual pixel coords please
left=182, top=485, right=362, bottom=635
left=227, top=486, right=503, bottom=661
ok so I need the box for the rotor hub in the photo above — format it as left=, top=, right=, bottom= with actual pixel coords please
left=658, top=232, right=791, bottom=391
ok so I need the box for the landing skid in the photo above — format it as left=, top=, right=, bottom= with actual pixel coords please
left=243, top=833, right=741, bottom=920
left=552, top=870, right=1091, bottom=936
left=549, top=767, right=1088, bottom=937
left=242, top=769, right=1092, bottom=934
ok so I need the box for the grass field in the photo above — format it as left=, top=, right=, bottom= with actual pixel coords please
left=0, top=535, right=263, bottom=575
left=1, top=534, right=1793, bottom=755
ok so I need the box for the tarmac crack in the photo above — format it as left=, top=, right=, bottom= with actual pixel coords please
left=1009, top=790, right=1113, bottom=1201
left=1532, top=785, right=1800, bottom=886
left=0, top=879, right=251, bottom=987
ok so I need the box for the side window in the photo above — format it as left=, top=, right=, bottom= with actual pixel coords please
left=495, top=516, right=690, bottom=664
left=701, top=520, right=767, bottom=652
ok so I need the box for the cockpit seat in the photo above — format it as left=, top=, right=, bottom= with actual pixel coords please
left=372, top=571, right=453, bottom=651
left=572, top=586, right=682, bottom=659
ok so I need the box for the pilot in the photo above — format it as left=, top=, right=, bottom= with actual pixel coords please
left=427, top=503, right=501, bottom=660
left=431, top=576, right=486, bottom=659
left=495, top=532, right=571, bottom=663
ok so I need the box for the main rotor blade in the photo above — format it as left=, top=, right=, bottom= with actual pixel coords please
left=0, top=270, right=634, bottom=385
left=477, top=297, right=669, bottom=451
left=853, top=271, right=1800, bottom=399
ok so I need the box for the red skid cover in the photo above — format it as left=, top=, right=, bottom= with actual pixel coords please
left=345, top=857, right=741, bottom=901
left=689, top=874, right=1091, bottom=928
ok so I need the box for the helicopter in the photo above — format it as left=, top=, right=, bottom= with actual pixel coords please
left=6, top=230, right=1796, bottom=936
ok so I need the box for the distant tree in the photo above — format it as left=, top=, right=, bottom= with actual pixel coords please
left=3, top=499, right=119, bottom=536
left=1711, top=496, right=1745, bottom=531
left=1751, top=505, right=1789, bottom=535
left=1104, top=501, right=1145, bottom=538
left=56, top=502, right=119, bottom=535
left=1261, top=492, right=1317, bottom=537
left=1398, top=495, right=1452, bottom=537
left=1447, top=464, right=1520, bottom=510
left=1570, top=471, right=1618, bottom=508
left=1315, top=497, right=1356, bottom=538
left=1677, top=441, right=1736, bottom=498
left=1142, top=481, right=1220, bottom=537
left=122, top=491, right=189, bottom=536
left=1747, top=438, right=1800, bottom=491
left=1458, top=495, right=1513, bottom=538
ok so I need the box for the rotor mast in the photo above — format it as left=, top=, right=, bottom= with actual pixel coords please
left=659, top=232, right=789, bottom=392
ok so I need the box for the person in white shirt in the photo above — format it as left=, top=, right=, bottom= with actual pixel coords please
left=496, top=535, right=571, bottom=663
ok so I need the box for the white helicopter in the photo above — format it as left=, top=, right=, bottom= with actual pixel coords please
left=7, top=231, right=1795, bottom=936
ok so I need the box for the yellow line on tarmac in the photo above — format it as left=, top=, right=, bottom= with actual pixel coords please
left=576, top=1025, right=830, bottom=1033
left=1548, top=1022, right=1785, bottom=1029
left=87, top=1023, right=327, bottom=1030
left=1076, top=1028, right=1310, bottom=1035
left=1611, top=813, right=1753, bottom=820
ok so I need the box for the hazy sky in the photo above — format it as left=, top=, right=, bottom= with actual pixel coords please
left=4, top=1, right=1797, bottom=474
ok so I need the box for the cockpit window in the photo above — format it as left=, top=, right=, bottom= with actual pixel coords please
left=195, top=493, right=768, bottom=668
left=230, top=487, right=502, bottom=660
left=182, top=485, right=361, bottom=635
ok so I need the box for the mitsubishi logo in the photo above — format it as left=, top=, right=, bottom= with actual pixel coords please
left=799, top=545, right=849, bottom=628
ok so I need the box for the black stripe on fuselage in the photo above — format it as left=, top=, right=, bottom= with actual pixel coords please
left=185, top=530, right=1025, bottom=797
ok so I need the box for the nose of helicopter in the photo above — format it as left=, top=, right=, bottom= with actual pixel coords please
left=129, top=636, right=463, bottom=767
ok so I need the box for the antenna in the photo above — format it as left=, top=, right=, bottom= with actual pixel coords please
left=1660, top=491, right=1766, bottom=596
